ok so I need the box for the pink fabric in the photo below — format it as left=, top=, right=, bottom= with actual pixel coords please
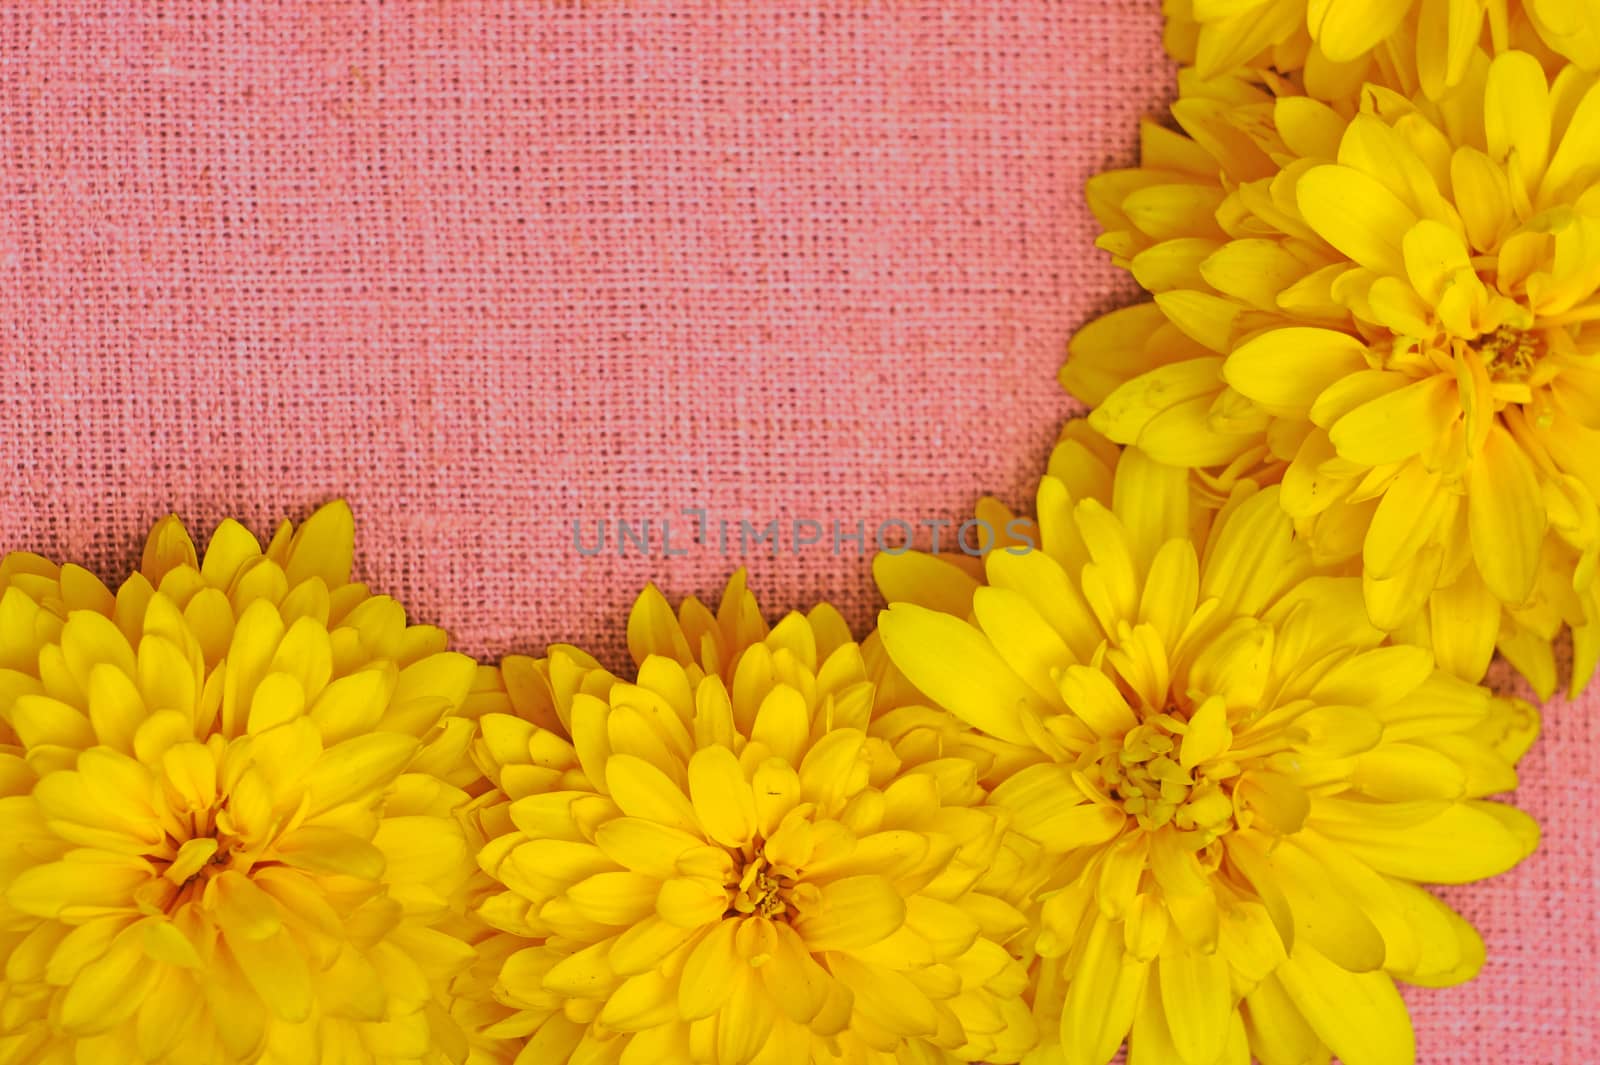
left=0, top=3, right=1592, bottom=1061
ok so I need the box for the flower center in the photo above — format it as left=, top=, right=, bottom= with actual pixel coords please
left=1080, top=713, right=1237, bottom=841
left=730, top=856, right=798, bottom=920
left=1476, top=326, right=1543, bottom=381
left=139, top=799, right=257, bottom=915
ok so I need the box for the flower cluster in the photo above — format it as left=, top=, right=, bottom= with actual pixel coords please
left=0, top=1, right=1579, bottom=1063
left=1069, top=33, right=1600, bottom=702
left=876, top=426, right=1538, bottom=1065
left=0, top=504, right=480, bottom=1064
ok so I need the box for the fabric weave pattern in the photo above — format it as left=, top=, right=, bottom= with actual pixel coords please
left=0, top=4, right=1593, bottom=1062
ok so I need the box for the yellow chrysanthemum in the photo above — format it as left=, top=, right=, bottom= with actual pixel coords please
left=876, top=431, right=1539, bottom=1065
left=0, top=503, right=482, bottom=1065
left=1067, top=51, right=1600, bottom=698
left=461, top=584, right=1037, bottom=1065
left=1163, top=0, right=1597, bottom=100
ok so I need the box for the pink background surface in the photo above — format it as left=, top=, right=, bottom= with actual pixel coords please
left=0, top=3, right=1592, bottom=1062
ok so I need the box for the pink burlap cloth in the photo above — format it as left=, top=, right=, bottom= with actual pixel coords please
left=0, top=3, right=1592, bottom=1061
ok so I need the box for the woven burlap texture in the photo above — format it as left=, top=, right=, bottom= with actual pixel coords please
left=0, top=4, right=1593, bottom=1062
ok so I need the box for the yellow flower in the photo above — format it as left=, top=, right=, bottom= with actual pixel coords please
left=876, top=431, right=1539, bottom=1065
left=462, top=584, right=1037, bottom=1065
left=0, top=503, right=481, bottom=1064
left=1067, top=52, right=1600, bottom=698
left=1163, top=0, right=1597, bottom=99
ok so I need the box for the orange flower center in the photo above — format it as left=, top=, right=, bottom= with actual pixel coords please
left=1476, top=326, right=1543, bottom=381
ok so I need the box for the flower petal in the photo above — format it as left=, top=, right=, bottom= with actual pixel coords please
left=1275, top=943, right=1415, bottom=1065
left=793, top=875, right=905, bottom=952
left=877, top=604, right=1045, bottom=746
left=1467, top=425, right=1547, bottom=603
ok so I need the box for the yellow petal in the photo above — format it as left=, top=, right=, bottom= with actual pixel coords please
left=796, top=728, right=869, bottom=817
left=1386, top=881, right=1485, bottom=987
left=1111, top=446, right=1192, bottom=571
left=273, top=825, right=385, bottom=879
left=372, top=814, right=467, bottom=887
left=281, top=500, right=355, bottom=588
left=307, top=667, right=395, bottom=744
left=1467, top=425, right=1547, bottom=603
left=714, top=963, right=775, bottom=1065
left=58, top=926, right=155, bottom=1035
left=1366, top=276, right=1434, bottom=336
left=137, top=913, right=201, bottom=967
left=987, top=545, right=1103, bottom=662
left=606, top=753, right=700, bottom=835
left=515, top=1016, right=584, bottom=1064
left=297, top=731, right=411, bottom=818
left=828, top=952, right=939, bottom=1037
left=1153, top=290, right=1242, bottom=355
left=656, top=876, right=730, bottom=928
left=1089, top=358, right=1227, bottom=447
left=1224, top=328, right=1369, bottom=413
left=1158, top=946, right=1232, bottom=1065
left=1498, top=624, right=1558, bottom=700
left=1259, top=838, right=1387, bottom=973
left=198, top=519, right=264, bottom=588
left=1199, top=239, right=1309, bottom=311
left=1484, top=51, right=1551, bottom=186
left=1179, top=694, right=1229, bottom=769
left=793, top=875, right=906, bottom=951
left=244, top=671, right=306, bottom=735
left=626, top=584, right=694, bottom=666
left=226, top=925, right=312, bottom=1022
left=688, top=746, right=758, bottom=849
left=872, top=550, right=980, bottom=618
left=1363, top=544, right=1442, bottom=630
left=1328, top=375, right=1457, bottom=466
left=599, top=968, right=678, bottom=1032
left=541, top=938, right=620, bottom=997
left=11, top=694, right=96, bottom=750
left=566, top=871, right=660, bottom=927
left=1132, top=238, right=1219, bottom=296
left=1362, top=462, right=1451, bottom=580
left=1402, top=219, right=1473, bottom=304
left=1450, top=148, right=1512, bottom=252
left=679, top=920, right=739, bottom=1019
left=1063, top=302, right=1192, bottom=408
left=1539, top=75, right=1600, bottom=205
left=1137, top=540, right=1199, bottom=651
left=140, top=516, right=198, bottom=586
left=1242, top=973, right=1324, bottom=1065
left=7, top=859, right=145, bottom=918
left=1061, top=914, right=1148, bottom=1065
left=206, top=870, right=282, bottom=940
left=1427, top=569, right=1499, bottom=683
left=751, top=757, right=802, bottom=839
left=1274, top=944, right=1415, bottom=1065
left=973, top=586, right=1076, bottom=705
left=1354, top=743, right=1468, bottom=801
left=1198, top=487, right=1298, bottom=617
left=1308, top=0, right=1411, bottom=62
left=877, top=604, right=1044, bottom=746
left=1296, top=164, right=1418, bottom=276
left=596, top=816, right=704, bottom=880
left=749, top=687, right=810, bottom=767
left=609, top=916, right=699, bottom=975
left=1132, top=393, right=1260, bottom=467
left=1058, top=665, right=1138, bottom=737
left=135, top=968, right=202, bottom=1060
left=1308, top=798, right=1538, bottom=883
